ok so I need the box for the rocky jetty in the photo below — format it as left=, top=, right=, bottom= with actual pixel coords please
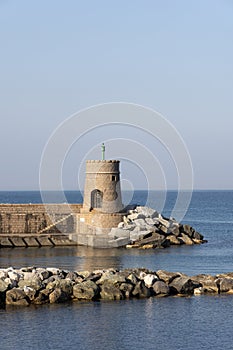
left=108, top=206, right=206, bottom=248
left=1, top=266, right=233, bottom=308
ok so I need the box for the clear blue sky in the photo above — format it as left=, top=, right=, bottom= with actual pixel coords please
left=0, top=0, right=232, bottom=190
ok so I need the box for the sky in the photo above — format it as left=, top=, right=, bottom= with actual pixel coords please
left=0, top=0, right=232, bottom=191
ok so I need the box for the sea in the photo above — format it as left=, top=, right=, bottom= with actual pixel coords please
left=0, top=190, right=233, bottom=350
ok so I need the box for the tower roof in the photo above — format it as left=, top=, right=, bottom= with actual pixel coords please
left=86, top=160, right=120, bottom=163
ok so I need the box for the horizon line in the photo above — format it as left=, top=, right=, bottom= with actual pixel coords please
left=0, top=188, right=232, bottom=192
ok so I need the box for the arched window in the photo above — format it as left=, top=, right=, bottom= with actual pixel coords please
left=91, top=189, right=103, bottom=208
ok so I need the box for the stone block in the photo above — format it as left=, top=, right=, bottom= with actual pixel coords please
left=0, top=237, right=13, bottom=247
left=134, top=218, right=146, bottom=227
left=169, top=276, right=196, bottom=295
left=127, top=213, right=140, bottom=221
left=23, top=237, right=40, bottom=247
left=108, top=228, right=130, bottom=239
left=130, top=230, right=153, bottom=242
left=178, top=233, right=194, bottom=245
left=108, top=237, right=130, bottom=248
left=10, top=237, right=27, bottom=247
left=145, top=217, right=156, bottom=226
left=166, top=235, right=181, bottom=245
left=122, top=224, right=136, bottom=231
left=50, top=236, right=76, bottom=246
left=159, top=225, right=169, bottom=234
left=87, top=235, right=94, bottom=247
left=76, top=234, right=88, bottom=246
left=36, top=237, right=54, bottom=246
left=191, top=274, right=218, bottom=293
left=158, top=217, right=170, bottom=228
left=152, top=281, right=170, bottom=296
left=136, top=206, right=159, bottom=218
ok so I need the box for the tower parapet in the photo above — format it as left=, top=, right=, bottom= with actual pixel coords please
left=82, top=160, right=123, bottom=213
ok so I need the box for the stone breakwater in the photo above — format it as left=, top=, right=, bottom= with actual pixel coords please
left=108, top=206, right=206, bottom=248
left=1, top=266, right=233, bottom=308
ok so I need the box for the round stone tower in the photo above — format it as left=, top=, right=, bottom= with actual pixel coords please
left=82, top=160, right=123, bottom=213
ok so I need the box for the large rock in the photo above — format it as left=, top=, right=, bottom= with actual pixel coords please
left=97, top=271, right=126, bottom=285
left=158, top=217, right=170, bottom=228
left=145, top=217, right=156, bottom=226
left=136, top=206, right=159, bottom=218
left=4, top=277, right=18, bottom=289
left=192, top=231, right=204, bottom=241
left=132, top=281, right=152, bottom=298
left=36, top=268, right=51, bottom=281
left=46, top=267, right=61, bottom=275
left=66, top=271, right=79, bottom=281
left=18, top=276, right=44, bottom=291
left=57, top=279, right=73, bottom=295
left=0, top=270, right=8, bottom=279
left=49, top=288, right=69, bottom=303
left=6, top=288, right=30, bottom=306
left=119, top=283, right=134, bottom=298
left=159, top=225, right=169, bottom=234
left=181, top=224, right=194, bottom=237
left=8, top=271, right=22, bottom=283
left=108, top=237, right=130, bottom=248
left=127, top=273, right=139, bottom=285
left=156, top=270, right=181, bottom=284
left=169, top=277, right=196, bottom=295
left=0, top=279, right=8, bottom=292
left=73, top=280, right=99, bottom=300
left=178, top=233, right=194, bottom=245
left=168, top=224, right=180, bottom=237
left=152, top=281, right=170, bottom=296
left=21, top=271, right=36, bottom=280
left=215, top=278, right=233, bottom=293
left=134, top=218, right=147, bottom=227
left=77, top=270, right=91, bottom=279
left=127, top=213, right=140, bottom=221
left=137, top=232, right=166, bottom=247
left=85, top=272, right=102, bottom=283
left=166, top=235, right=181, bottom=245
left=130, top=229, right=154, bottom=242
left=23, top=286, right=37, bottom=301
left=143, top=274, right=158, bottom=288
left=34, top=289, right=51, bottom=304
left=100, top=282, right=123, bottom=300
left=108, top=228, right=130, bottom=239
left=191, top=274, right=218, bottom=294
left=121, top=224, right=135, bottom=231
left=216, top=272, right=233, bottom=279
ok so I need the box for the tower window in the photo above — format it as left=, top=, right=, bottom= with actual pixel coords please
left=91, top=189, right=103, bottom=208
left=112, top=175, right=117, bottom=181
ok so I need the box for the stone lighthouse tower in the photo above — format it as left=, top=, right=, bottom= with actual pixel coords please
left=82, top=144, right=123, bottom=213
left=75, top=144, right=126, bottom=247
left=82, top=160, right=123, bottom=213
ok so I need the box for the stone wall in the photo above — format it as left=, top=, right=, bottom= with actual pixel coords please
left=0, top=204, right=82, bottom=235
left=0, top=203, right=125, bottom=248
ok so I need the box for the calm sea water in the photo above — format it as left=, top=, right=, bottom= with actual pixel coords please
left=0, top=190, right=233, bottom=350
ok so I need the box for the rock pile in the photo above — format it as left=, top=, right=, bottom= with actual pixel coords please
left=1, top=266, right=233, bottom=308
left=108, top=206, right=206, bottom=248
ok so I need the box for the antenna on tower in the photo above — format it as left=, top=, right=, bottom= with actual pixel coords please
left=101, top=143, right=105, bottom=160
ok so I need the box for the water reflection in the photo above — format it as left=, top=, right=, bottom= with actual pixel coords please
left=1, top=236, right=233, bottom=276
left=0, top=246, right=125, bottom=271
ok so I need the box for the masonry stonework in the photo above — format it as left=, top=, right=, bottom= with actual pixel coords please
left=0, top=160, right=126, bottom=248
left=82, top=160, right=123, bottom=213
